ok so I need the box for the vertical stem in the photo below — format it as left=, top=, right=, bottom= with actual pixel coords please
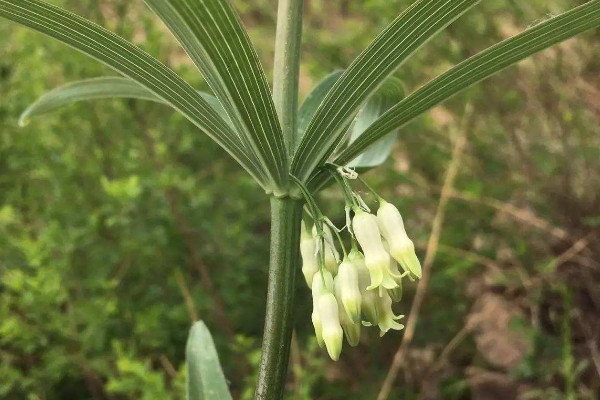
left=256, top=2, right=304, bottom=397
left=255, top=197, right=303, bottom=399
left=273, top=0, right=304, bottom=156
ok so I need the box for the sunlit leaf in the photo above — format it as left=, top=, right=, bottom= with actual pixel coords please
left=297, top=70, right=343, bottom=145
left=0, top=0, right=267, bottom=187
left=347, top=78, right=405, bottom=168
left=19, top=77, right=232, bottom=129
left=292, top=0, right=481, bottom=182
left=187, top=321, right=232, bottom=400
left=335, top=0, right=600, bottom=167
left=144, top=0, right=288, bottom=194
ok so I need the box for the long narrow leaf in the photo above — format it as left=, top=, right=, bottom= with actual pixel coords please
left=18, top=77, right=163, bottom=125
left=18, top=77, right=233, bottom=129
left=186, top=321, right=232, bottom=400
left=144, top=0, right=289, bottom=194
left=0, top=0, right=267, bottom=186
left=291, top=0, right=481, bottom=181
left=297, top=71, right=343, bottom=142
left=347, top=78, right=405, bottom=168
left=334, top=0, right=600, bottom=167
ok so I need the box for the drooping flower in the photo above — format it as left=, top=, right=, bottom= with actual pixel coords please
left=376, top=291, right=405, bottom=336
left=362, top=288, right=381, bottom=325
left=311, top=270, right=334, bottom=348
left=312, top=224, right=340, bottom=275
left=352, top=210, right=398, bottom=292
left=336, top=258, right=362, bottom=323
left=334, top=276, right=360, bottom=346
left=376, top=201, right=422, bottom=278
left=317, top=292, right=344, bottom=360
left=383, top=240, right=404, bottom=302
left=349, top=249, right=379, bottom=325
left=382, top=239, right=406, bottom=279
left=312, top=270, right=334, bottom=307
left=300, top=221, right=318, bottom=287
left=388, top=283, right=403, bottom=302
left=311, top=310, right=324, bottom=348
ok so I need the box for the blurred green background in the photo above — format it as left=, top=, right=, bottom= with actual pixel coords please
left=1, top=1, right=599, bottom=399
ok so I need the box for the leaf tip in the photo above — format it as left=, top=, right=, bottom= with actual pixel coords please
left=18, top=115, right=30, bottom=127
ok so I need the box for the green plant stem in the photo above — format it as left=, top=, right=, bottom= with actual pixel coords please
left=273, top=0, right=304, bottom=156
left=357, top=175, right=383, bottom=202
left=255, top=197, right=303, bottom=400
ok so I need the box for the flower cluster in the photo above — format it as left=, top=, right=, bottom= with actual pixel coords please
left=300, top=194, right=421, bottom=361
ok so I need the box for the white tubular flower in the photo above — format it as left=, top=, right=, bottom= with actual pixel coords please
left=311, top=270, right=334, bottom=307
left=383, top=241, right=403, bottom=302
left=362, top=288, right=381, bottom=325
left=317, top=293, right=344, bottom=360
left=376, top=201, right=422, bottom=278
left=312, top=224, right=340, bottom=275
left=300, top=221, right=318, bottom=287
left=348, top=248, right=369, bottom=288
left=311, top=310, right=324, bottom=348
left=352, top=210, right=398, bottom=292
left=336, top=259, right=362, bottom=323
left=311, top=270, right=334, bottom=349
left=388, top=285, right=403, bottom=303
left=376, top=291, right=405, bottom=336
left=382, top=239, right=405, bottom=281
left=349, top=249, right=379, bottom=325
left=334, top=277, right=361, bottom=346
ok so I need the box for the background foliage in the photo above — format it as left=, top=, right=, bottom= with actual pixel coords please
left=1, top=0, right=599, bottom=399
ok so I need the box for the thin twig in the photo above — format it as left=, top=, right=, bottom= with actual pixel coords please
left=158, top=354, right=178, bottom=379
left=575, top=312, right=600, bottom=380
left=447, top=192, right=599, bottom=272
left=545, top=235, right=591, bottom=272
left=519, top=234, right=593, bottom=291
left=377, top=106, right=471, bottom=400
left=431, top=325, right=471, bottom=373
left=435, top=243, right=506, bottom=278
left=448, top=190, right=570, bottom=241
left=174, top=268, right=199, bottom=322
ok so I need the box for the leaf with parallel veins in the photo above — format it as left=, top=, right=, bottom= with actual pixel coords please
left=292, top=0, right=482, bottom=182
left=144, top=0, right=289, bottom=194
left=0, top=0, right=268, bottom=187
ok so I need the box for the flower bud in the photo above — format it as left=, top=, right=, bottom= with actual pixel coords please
left=317, top=293, right=344, bottom=360
left=376, top=291, right=405, bottom=336
left=334, top=276, right=361, bottom=346
left=352, top=210, right=398, bottom=292
left=300, top=221, right=318, bottom=287
left=336, top=259, right=362, bottom=323
left=312, top=224, right=340, bottom=275
left=376, top=201, right=422, bottom=278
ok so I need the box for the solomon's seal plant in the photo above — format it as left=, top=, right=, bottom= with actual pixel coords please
left=2, top=0, right=600, bottom=398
